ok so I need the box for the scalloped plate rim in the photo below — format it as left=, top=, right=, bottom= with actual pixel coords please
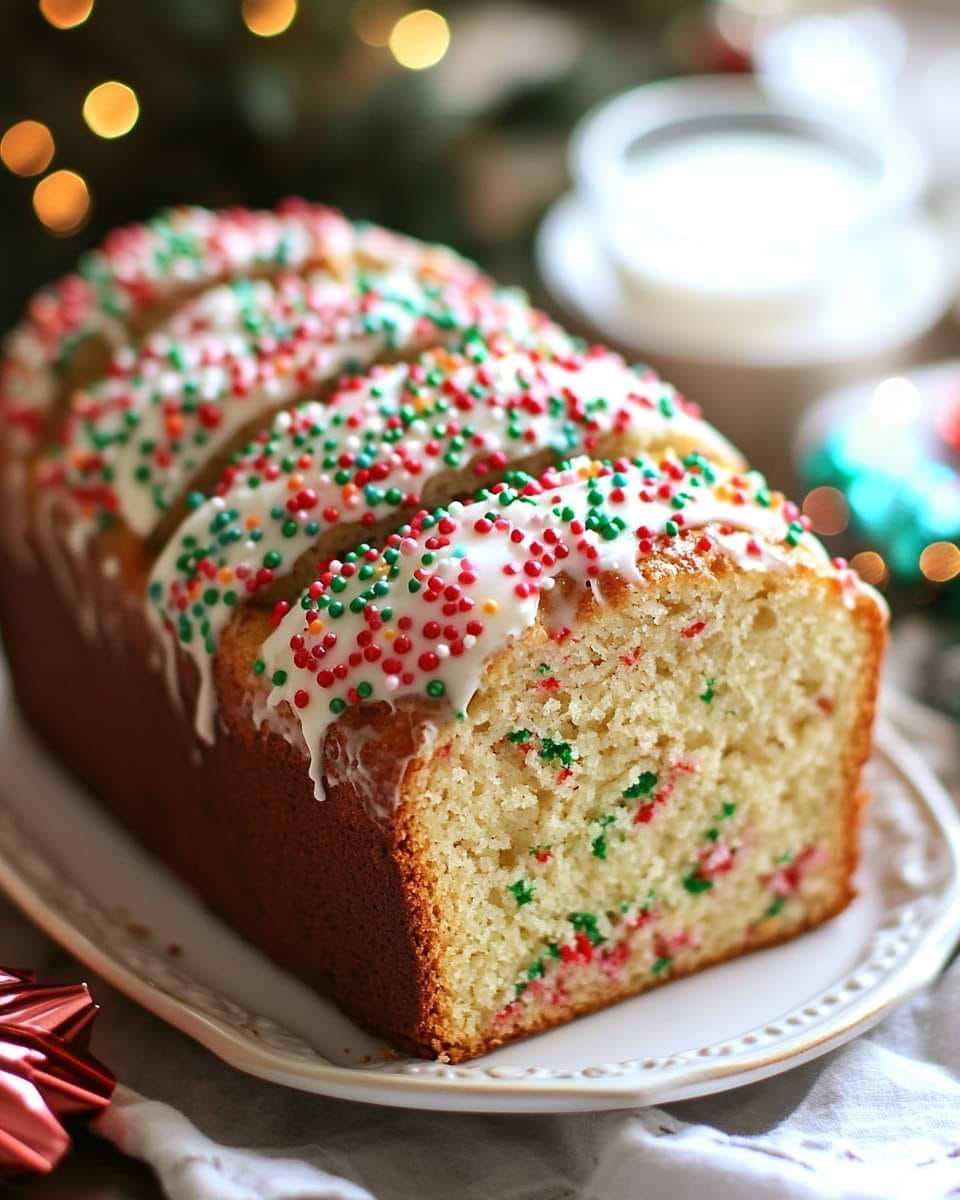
left=0, top=715, right=957, bottom=1113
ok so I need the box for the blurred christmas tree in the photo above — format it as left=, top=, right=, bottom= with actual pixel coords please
left=0, top=0, right=722, bottom=324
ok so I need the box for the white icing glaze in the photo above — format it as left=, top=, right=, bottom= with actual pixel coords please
left=30, top=487, right=99, bottom=639
left=257, top=456, right=884, bottom=805
left=147, top=344, right=739, bottom=741
left=48, top=272, right=544, bottom=546
left=0, top=204, right=360, bottom=448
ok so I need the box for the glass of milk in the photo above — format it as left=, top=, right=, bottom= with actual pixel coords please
left=547, top=76, right=950, bottom=485
left=571, top=75, right=927, bottom=344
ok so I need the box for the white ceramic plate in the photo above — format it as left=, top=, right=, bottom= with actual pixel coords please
left=0, top=673, right=957, bottom=1114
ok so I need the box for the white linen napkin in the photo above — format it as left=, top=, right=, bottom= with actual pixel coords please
left=2, top=691, right=955, bottom=1200
left=96, top=1088, right=374, bottom=1200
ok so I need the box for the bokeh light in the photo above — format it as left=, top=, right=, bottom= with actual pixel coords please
left=39, top=0, right=93, bottom=29
left=352, top=0, right=404, bottom=47
left=870, top=376, right=922, bottom=425
left=389, top=9, right=450, bottom=70
left=242, top=0, right=297, bottom=37
left=0, top=121, right=55, bottom=177
left=802, top=486, right=850, bottom=536
left=82, top=81, right=140, bottom=138
left=849, top=550, right=888, bottom=587
left=919, top=541, right=960, bottom=583
left=32, top=169, right=91, bottom=235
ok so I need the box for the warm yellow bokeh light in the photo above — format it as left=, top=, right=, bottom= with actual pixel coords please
left=389, top=9, right=450, bottom=70
left=352, top=0, right=404, bottom=47
left=802, top=486, right=849, bottom=537
left=33, top=169, right=91, bottom=235
left=919, top=541, right=960, bottom=583
left=82, top=81, right=139, bottom=139
left=0, top=121, right=55, bottom=177
left=850, top=551, right=888, bottom=588
left=39, top=0, right=93, bottom=29
left=242, top=0, right=297, bottom=37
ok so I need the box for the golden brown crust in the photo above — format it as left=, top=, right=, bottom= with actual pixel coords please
left=0, top=548, right=444, bottom=1053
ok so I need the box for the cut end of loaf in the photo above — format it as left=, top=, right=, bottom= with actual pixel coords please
left=403, top=558, right=882, bottom=1060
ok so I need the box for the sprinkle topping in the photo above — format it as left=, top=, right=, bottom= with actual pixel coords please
left=1, top=199, right=483, bottom=451
left=47, top=269, right=547, bottom=540
left=257, top=454, right=838, bottom=800
left=147, top=340, right=736, bottom=740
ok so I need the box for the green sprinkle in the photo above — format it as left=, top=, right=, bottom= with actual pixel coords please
left=722, top=801, right=737, bottom=818
left=569, top=912, right=604, bottom=945
left=652, top=956, right=672, bottom=976
left=509, top=880, right=535, bottom=907
left=507, top=729, right=533, bottom=744
left=700, top=677, right=716, bottom=704
left=539, top=737, right=574, bottom=767
left=426, top=679, right=445, bottom=699
left=765, top=896, right=787, bottom=917
left=623, top=772, right=657, bottom=799
left=252, top=659, right=265, bottom=675
left=683, top=872, right=713, bottom=894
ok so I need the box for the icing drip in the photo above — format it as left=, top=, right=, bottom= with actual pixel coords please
left=43, top=271, right=544, bottom=543
left=146, top=340, right=736, bottom=740
left=0, top=199, right=481, bottom=451
left=258, top=455, right=885, bottom=803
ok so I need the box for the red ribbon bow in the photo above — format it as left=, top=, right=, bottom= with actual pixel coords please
left=0, top=966, right=114, bottom=1175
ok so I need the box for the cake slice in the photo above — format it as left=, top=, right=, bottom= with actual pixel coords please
left=249, top=456, right=885, bottom=1059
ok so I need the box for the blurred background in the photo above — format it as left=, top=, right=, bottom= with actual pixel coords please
left=1, top=0, right=959, bottom=714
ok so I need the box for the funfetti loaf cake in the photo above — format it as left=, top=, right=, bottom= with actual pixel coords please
left=0, top=201, right=886, bottom=1062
